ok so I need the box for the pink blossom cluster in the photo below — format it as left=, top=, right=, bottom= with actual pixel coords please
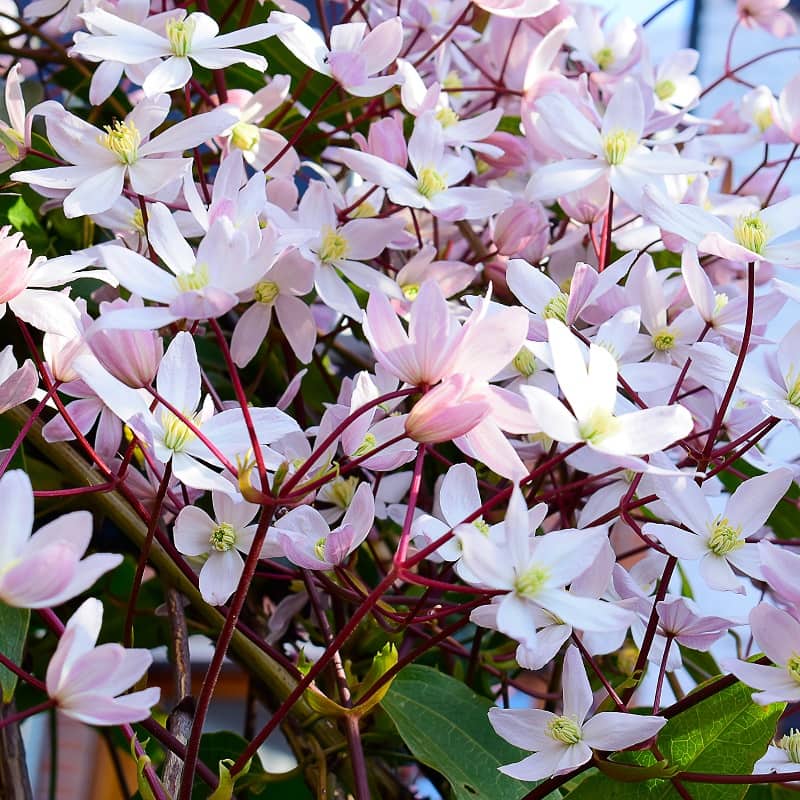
left=2, top=0, right=800, bottom=796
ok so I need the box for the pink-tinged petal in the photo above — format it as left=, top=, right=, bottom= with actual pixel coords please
left=587, top=344, right=618, bottom=416
left=170, top=453, right=238, bottom=495
left=26, top=510, right=92, bottom=556
left=498, top=746, right=575, bottom=782
left=698, top=231, right=760, bottom=264
left=358, top=17, right=403, bottom=73
left=334, top=146, right=415, bottom=192
left=275, top=294, right=316, bottom=364
left=433, top=186, right=511, bottom=219
left=726, top=468, right=793, bottom=536
left=173, top=505, right=215, bottom=556
left=453, top=306, right=528, bottom=382
left=278, top=531, right=329, bottom=570
left=142, top=106, right=236, bottom=155
left=520, top=386, right=581, bottom=444
left=408, top=280, right=453, bottom=383
left=536, top=94, right=601, bottom=155
left=681, top=245, right=715, bottom=321
left=582, top=712, right=666, bottom=750
left=57, top=643, right=125, bottom=695
left=0, top=360, right=37, bottom=414
left=48, top=553, right=123, bottom=607
left=649, top=473, right=711, bottom=533
left=169, top=287, right=238, bottom=319
left=63, top=165, right=126, bottom=218
left=566, top=263, right=598, bottom=324
left=546, top=319, right=592, bottom=420
left=536, top=527, right=607, bottom=587
left=562, top=644, right=593, bottom=722
left=643, top=523, right=707, bottom=559
left=9, top=290, right=81, bottom=336
left=641, top=185, right=731, bottom=244
left=141, top=56, right=193, bottom=96
left=199, top=549, right=243, bottom=605
left=600, top=405, right=693, bottom=457
left=315, top=266, right=361, bottom=319
left=760, top=540, right=800, bottom=604
left=0, top=544, right=77, bottom=608
left=751, top=603, right=800, bottom=665
left=42, top=398, right=101, bottom=442
left=760, top=195, right=800, bottom=240
left=455, top=418, right=528, bottom=481
left=406, top=379, right=490, bottom=444
left=341, top=482, right=375, bottom=544
left=4, top=65, right=25, bottom=134
left=488, top=708, right=558, bottom=751
left=0, top=470, right=33, bottom=564
left=230, top=303, right=270, bottom=368
left=59, top=687, right=161, bottom=725
left=323, top=523, right=358, bottom=564
left=72, top=356, right=152, bottom=424
left=212, top=492, right=258, bottom=531
left=484, top=386, right=538, bottom=435
left=726, top=543, right=763, bottom=581
left=699, top=553, right=743, bottom=592
left=89, top=61, right=124, bottom=106
left=158, top=331, right=200, bottom=413
left=497, top=592, right=537, bottom=645
left=507, top=258, right=558, bottom=314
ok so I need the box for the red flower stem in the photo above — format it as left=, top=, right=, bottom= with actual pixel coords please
left=0, top=382, right=56, bottom=476
left=0, top=699, right=56, bottom=731
left=0, top=650, right=46, bottom=692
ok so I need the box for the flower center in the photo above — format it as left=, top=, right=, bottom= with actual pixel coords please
left=714, top=292, right=729, bottom=313
left=780, top=729, right=800, bottom=762
left=513, top=563, right=550, bottom=598
left=166, top=18, right=195, bottom=57
left=161, top=410, right=197, bottom=452
left=318, top=227, right=349, bottom=263
left=175, top=263, right=210, bottom=292
left=654, top=79, right=676, bottom=101
left=602, top=129, right=637, bottom=166
left=254, top=279, right=280, bottom=304
left=401, top=283, right=420, bottom=301
left=417, top=167, right=448, bottom=199
left=314, top=536, right=328, bottom=562
left=326, top=476, right=359, bottom=508
left=754, top=108, right=773, bottom=133
left=706, top=516, right=743, bottom=556
left=787, top=654, right=800, bottom=684
left=733, top=214, right=769, bottom=255
left=652, top=329, right=676, bottom=352
left=209, top=522, right=236, bottom=552
left=513, top=348, right=536, bottom=377
left=473, top=517, right=490, bottom=535
left=99, top=120, right=140, bottom=165
left=435, top=107, right=460, bottom=128
left=543, top=291, right=569, bottom=322
left=230, top=121, right=260, bottom=152
left=593, top=47, right=615, bottom=70
left=353, top=433, right=377, bottom=458
left=131, top=209, right=145, bottom=233
left=548, top=716, right=582, bottom=745
left=578, top=407, right=621, bottom=444
left=787, top=374, right=800, bottom=406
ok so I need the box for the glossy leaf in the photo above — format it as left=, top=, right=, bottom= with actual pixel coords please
left=0, top=601, right=29, bottom=702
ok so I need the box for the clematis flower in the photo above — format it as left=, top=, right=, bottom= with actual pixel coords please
left=460, top=486, right=635, bottom=653
left=723, top=603, right=800, bottom=704
left=72, top=9, right=286, bottom=96
left=270, top=481, right=375, bottom=569
left=526, top=80, right=710, bottom=210
left=521, top=320, right=693, bottom=459
left=737, top=0, right=796, bottom=37
left=643, top=469, right=792, bottom=592
left=13, top=96, right=236, bottom=218
left=92, top=203, right=271, bottom=329
left=489, top=646, right=666, bottom=781
left=334, top=112, right=511, bottom=221
left=269, top=13, right=403, bottom=97
left=174, top=491, right=262, bottom=605
left=642, top=184, right=800, bottom=266
left=75, top=332, right=299, bottom=495
left=46, top=598, right=160, bottom=725
left=0, top=470, right=121, bottom=609
left=760, top=539, right=800, bottom=605
left=470, top=0, right=556, bottom=19
left=655, top=598, right=734, bottom=651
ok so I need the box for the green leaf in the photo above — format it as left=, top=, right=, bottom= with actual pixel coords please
left=382, top=664, right=555, bottom=800
left=744, top=785, right=800, bottom=799
left=0, top=601, right=30, bottom=702
left=565, top=682, right=783, bottom=800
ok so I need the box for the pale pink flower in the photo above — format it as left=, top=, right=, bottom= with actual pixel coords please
left=470, top=0, right=555, bottom=19
left=269, top=13, right=403, bottom=97
left=0, top=470, right=121, bottom=609
left=760, top=539, right=800, bottom=605
left=0, top=64, right=28, bottom=172
left=489, top=646, right=666, bottom=781
left=13, top=96, right=236, bottom=218
left=655, top=598, right=734, bottom=651
left=521, top=320, right=693, bottom=459
left=270, top=482, right=375, bottom=569
left=776, top=73, right=800, bottom=143
left=737, top=0, right=796, bottom=37
left=755, top=730, right=800, bottom=777
left=72, top=9, right=286, bottom=96
left=0, top=345, right=37, bottom=414
left=723, top=603, right=800, bottom=704
left=644, top=469, right=792, bottom=592
left=174, top=491, right=262, bottom=606
left=46, top=598, right=160, bottom=725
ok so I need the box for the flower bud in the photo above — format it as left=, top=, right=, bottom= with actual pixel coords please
left=405, top=376, right=491, bottom=444
left=493, top=200, right=549, bottom=257
left=352, top=116, right=407, bottom=167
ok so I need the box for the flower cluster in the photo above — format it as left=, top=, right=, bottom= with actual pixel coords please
left=2, top=0, right=800, bottom=797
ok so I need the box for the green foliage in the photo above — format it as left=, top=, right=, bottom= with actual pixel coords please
left=382, top=664, right=553, bottom=800
left=0, top=601, right=30, bottom=702
left=566, top=682, right=783, bottom=800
